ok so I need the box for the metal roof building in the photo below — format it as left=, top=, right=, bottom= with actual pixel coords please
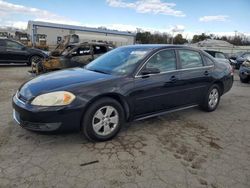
left=27, top=21, right=135, bottom=47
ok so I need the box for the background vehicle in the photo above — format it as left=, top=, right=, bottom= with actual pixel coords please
left=0, top=38, right=48, bottom=65
left=230, top=52, right=250, bottom=69
left=205, top=50, right=231, bottom=64
left=239, top=59, right=250, bottom=83
left=13, top=45, right=233, bottom=141
left=34, top=42, right=114, bottom=74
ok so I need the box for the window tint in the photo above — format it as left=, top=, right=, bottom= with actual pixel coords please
left=204, top=56, right=214, bottom=66
left=179, top=50, right=203, bottom=69
left=215, top=52, right=226, bottom=59
left=93, top=45, right=107, bottom=54
left=6, top=41, right=23, bottom=50
left=145, top=50, right=176, bottom=72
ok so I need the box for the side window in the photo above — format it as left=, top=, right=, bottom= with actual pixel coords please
left=93, top=45, right=107, bottom=55
left=145, top=50, right=177, bottom=72
left=179, top=50, right=203, bottom=69
left=215, top=52, right=226, bottom=59
left=6, top=41, right=23, bottom=50
left=204, top=56, right=214, bottom=66
left=71, top=46, right=91, bottom=56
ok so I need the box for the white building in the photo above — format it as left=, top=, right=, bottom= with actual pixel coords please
left=27, top=21, right=136, bottom=47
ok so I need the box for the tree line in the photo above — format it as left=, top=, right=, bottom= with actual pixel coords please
left=136, top=32, right=250, bottom=46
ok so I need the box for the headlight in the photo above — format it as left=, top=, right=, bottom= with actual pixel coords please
left=31, top=91, right=75, bottom=106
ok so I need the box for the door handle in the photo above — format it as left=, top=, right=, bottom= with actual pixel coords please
left=169, top=75, right=178, bottom=82
left=204, top=71, right=209, bottom=76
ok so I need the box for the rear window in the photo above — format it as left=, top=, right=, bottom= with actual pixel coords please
left=204, top=56, right=214, bottom=66
left=215, top=52, right=226, bottom=59
left=179, top=50, right=203, bottom=69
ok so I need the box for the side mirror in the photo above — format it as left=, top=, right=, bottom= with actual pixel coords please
left=140, top=67, right=160, bottom=76
left=22, top=46, right=26, bottom=50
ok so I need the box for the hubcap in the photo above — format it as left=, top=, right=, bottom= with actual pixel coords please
left=208, top=88, right=219, bottom=108
left=31, top=56, right=41, bottom=64
left=92, top=106, right=119, bottom=136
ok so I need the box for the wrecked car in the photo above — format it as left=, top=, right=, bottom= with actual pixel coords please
left=32, top=42, right=114, bottom=74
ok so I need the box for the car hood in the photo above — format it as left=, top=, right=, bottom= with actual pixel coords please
left=19, top=68, right=114, bottom=100
left=28, top=48, right=48, bottom=57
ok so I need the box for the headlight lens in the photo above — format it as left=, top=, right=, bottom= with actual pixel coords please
left=31, top=91, right=75, bottom=106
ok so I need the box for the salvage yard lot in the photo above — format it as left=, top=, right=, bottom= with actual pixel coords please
left=0, top=66, right=249, bottom=188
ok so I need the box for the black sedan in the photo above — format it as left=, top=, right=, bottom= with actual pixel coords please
left=0, top=38, right=48, bottom=66
left=13, top=45, right=234, bottom=141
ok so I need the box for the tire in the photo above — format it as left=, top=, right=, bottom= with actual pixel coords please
left=28, top=55, right=42, bottom=66
left=201, top=84, right=221, bottom=112
left=82, top=97, right=125, bottom=142
left=35, top=61, right=45, bottom=75
left=240, top=77, right=249, bottom=83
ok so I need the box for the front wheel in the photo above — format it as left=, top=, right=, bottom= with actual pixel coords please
left=201, top=84, right=221, bottom=112
left=28, top=55, right=42, bottom=66
left=82, top=97, right=124, bottom=142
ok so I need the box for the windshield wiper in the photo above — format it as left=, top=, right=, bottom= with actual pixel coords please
left=88, top=68, right=109, bottom=75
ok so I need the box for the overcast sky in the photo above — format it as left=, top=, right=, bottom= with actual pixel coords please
left=0, top=0, right=249, bottom=38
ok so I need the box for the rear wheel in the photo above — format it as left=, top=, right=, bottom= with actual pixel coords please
left=82, top=97, right=124, bottom=142
left=201, top=84, right=221, bottom=112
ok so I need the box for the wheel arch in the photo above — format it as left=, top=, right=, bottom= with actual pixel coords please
left=82, top=93, right=131, bottom=123
left=212, top=80, right=224, bottom=95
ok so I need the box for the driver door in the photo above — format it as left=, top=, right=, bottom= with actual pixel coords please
left=131, top=49, right=182, bottom=117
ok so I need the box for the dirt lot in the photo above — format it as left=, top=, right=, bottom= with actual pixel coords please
left=0, top=66, right=249, bottom=188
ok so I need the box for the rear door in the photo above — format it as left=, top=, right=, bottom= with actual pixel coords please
left=132, top=49, right=183, bottom=117
left=177, top=49, right=213, bottom=105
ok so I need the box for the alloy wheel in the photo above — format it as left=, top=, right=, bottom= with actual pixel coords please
left=208, top=88, right=219, bottom=109
left=92, top=106, right=119, bottom=136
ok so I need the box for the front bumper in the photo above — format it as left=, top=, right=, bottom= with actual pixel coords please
left=239, top=67, right=250, bottom=79
left=12, top=93, right=83, bottom=132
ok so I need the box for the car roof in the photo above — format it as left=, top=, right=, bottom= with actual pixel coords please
left=120, top=44, right=202, bottom=52
left=121, top=44, right=199, bottom=51
left=205, top=50, right=224, bottom=53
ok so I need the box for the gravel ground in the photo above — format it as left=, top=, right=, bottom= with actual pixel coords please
left=0, top=65, right=249, bottom=188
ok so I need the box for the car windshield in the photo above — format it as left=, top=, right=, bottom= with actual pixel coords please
left=85, top=47, right=151, bottom=75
